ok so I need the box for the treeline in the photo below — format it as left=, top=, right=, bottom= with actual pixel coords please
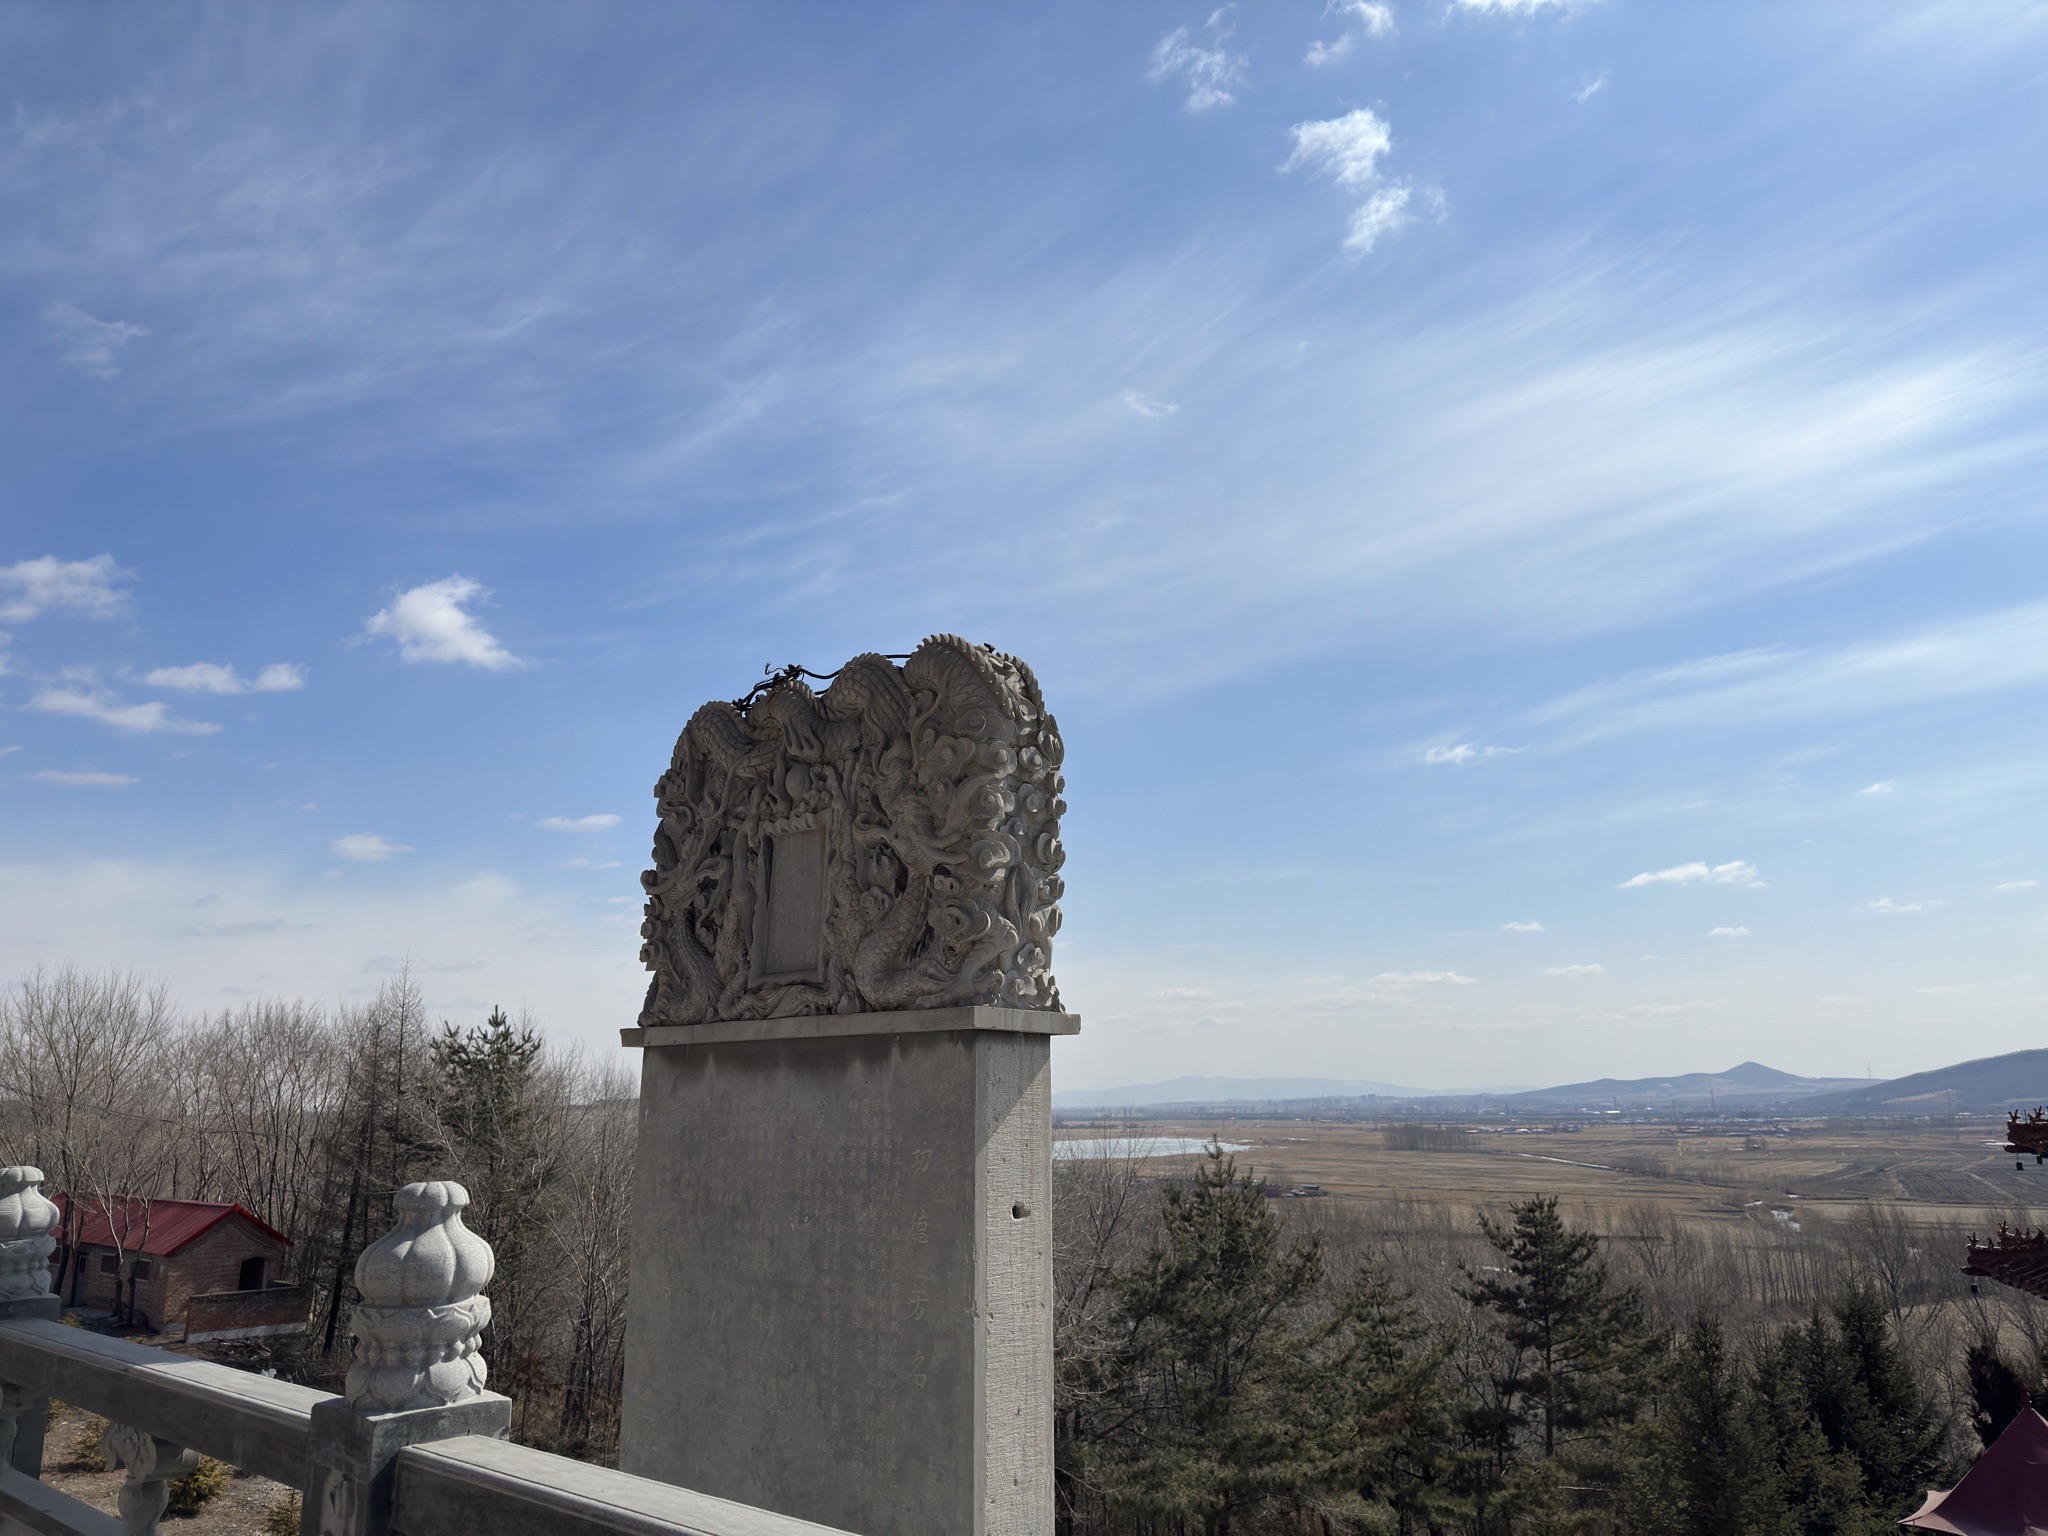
left=0, top=968, right=633, bottom=1462
left=12, top=965, right=2047, bottom=1518
left=1054, top=1145, right=2043, bottom=1536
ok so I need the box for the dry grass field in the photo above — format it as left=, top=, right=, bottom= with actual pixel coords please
left=1056, top=1116, right=2048, bottom=1235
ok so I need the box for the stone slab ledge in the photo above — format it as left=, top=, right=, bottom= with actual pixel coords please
left=621, top=1005, right=1081, bottom=1049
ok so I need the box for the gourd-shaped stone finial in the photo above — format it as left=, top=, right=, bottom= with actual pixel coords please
left=0, top=1167, right=59, bottom=1301
left=345, top=1181, right=495, bottom=1413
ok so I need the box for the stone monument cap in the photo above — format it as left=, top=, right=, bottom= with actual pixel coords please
left=635, top=635, right=1069, bottom=1032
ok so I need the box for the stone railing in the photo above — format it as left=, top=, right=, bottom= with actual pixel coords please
left=0, top=1167, right=853, bottom=1536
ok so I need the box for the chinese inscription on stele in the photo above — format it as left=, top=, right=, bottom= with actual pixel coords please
left=638, top=634, right=1067, bottom=1026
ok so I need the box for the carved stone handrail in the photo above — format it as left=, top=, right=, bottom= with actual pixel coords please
left=0, top=1319, right=327, bottom=1483
left=0, top=1172, right=861, bottom=1536
left=0, top=1324, right=862, bottom=1536
left=395, top=1434, right=860, bottom=1536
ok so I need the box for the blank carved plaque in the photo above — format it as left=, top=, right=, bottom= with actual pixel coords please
left=756, top=826, right=825, bottom=980
left=638, top=635, right=1066, bottom=1026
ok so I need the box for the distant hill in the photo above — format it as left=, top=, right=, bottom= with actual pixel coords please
left=1502, top=1061, right=1865, bottom=1111
left=1800, top=1048, right=2048, bottom=1115
left=1054, top=1075, right=1459, bottom=1108
left=1056, top=1051, right=2048, bottom=1118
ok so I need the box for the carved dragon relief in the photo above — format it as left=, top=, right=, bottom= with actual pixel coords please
left=638, top=635, right=1066, bottom=1025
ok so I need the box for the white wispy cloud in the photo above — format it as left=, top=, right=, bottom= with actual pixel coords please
left=1502, top=920, right=1544, bottom=932
left=1573, top=71, right=1608, bottom=102
left=538, top=814, right=621, bottom=832
left=1708, top=926, right=1750, bottom=938
left=1425, top=742, right=1515, bottom=765
left=7, top=18, right=2024, bottom=711
left=144, top=662, right=306, bottom=695
left=1306, top=4, right=1393, bottom=64
left=1123, top=391, right=1179, bottom=419
left=1337, top=1, right=1395, bottom=36
left=45, top=303, right=148, bottom=378
left=1994, top=880, right=2039, bottom=892
left=1283, top=110, right=1420, bottom=256
left=182, top=919, right=310, bottom=938
left=362, top=954, right=484, bottom=975
left=1869, top=896, right=1923, bottom=914
left=1149, top=25, right=1245, bottom=112
left=1533, top=602, right=2048, bottom=743
left=1283, top=109, right=1393, bottom=188
left=1546, top=963, right=1604, bottom=976
left=1626, top=999, right=1721, bottom=1018
left=363, top=577, right=523, bottom=670
left=1620, top=860, right=1762, bottom=889
left=24, top=769, right=138, bottom=787
left=0, top=555, right=131, bottom=624
left=1859, top=780, right=1894, bottom=795
left=331, top=833, right=412, bottom=863
left=1456, top=0, right=1585, bottom=12
left=1371, top=969, right=1476, bottom=986
left=1346, top=186, right=1413, bottom=254
left=31, top=686, right=219, bottom=736
left=1, top=5, right=2035, bottom=723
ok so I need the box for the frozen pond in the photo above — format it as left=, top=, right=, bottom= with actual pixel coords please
left=1053, top=1136, right=1254, bottom=1161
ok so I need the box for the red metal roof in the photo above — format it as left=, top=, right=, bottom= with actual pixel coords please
left=1904, top=1402, right=2048, bottom=1534
left=52, top=1195, right=289, bottom=1257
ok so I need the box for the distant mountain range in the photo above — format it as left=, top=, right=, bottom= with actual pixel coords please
left=1798, top=1049, right=2048, bottom=1115
left=1504, top=1061, right=1866, bottom=1111
left=1051, top=1075, right=1522, bottom=1108
left=1056, top=1050, right=2048, bottom=1116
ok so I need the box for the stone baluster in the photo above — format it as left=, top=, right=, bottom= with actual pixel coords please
left=0, top=1166, right=61, bottom=1480
left=305, top=1181, right=510, bottom=1536
left=104, top=1423, right=201, bottom=1536
left=346, top=1181, right=495, bottom=1412
left=0, top=1381, right=40, bottom=1483
left=0, top=1166, right=59, bottom=1314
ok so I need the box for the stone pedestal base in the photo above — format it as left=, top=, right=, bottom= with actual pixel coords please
left=619, top=1007, right=1075, bottom=1536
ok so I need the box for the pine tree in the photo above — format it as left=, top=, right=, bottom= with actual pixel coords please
left=1086, top=1146, right=1338, bottom=1536
left=1462, top=1196, right=1660, bottom=1460
left=1828, top=1288, right=1946, bottom=1513
left=1330, top=1255, right=1467, bottom=1534
left=1964, top=1336, right=2032, bottom=1448
left=427, top=1008, right=562, bottom=1421
left=1639, top=1311, right=1789, bottom=1536
left=431, top=1006, right=547, bottom=1245
left=1458, top=1196, right=1660, bottom=1535
left=1750, top=1292, right=1946, bottom=1536
left=1762, top=1413, right=1886, bottom=1536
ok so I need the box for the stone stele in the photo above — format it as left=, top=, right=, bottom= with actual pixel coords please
left=635, top=633, right=1066, bottom=1024
left=620, top=637, right=1078, bottom=1536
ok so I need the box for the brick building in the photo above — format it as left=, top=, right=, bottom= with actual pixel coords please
left=53, top=1195, right=296, bottom=1335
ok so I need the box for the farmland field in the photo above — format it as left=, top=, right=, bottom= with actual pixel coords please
left=1053, top=1115, right=2048, bottom=1234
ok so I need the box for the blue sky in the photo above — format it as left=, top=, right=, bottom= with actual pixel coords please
left=2, top=0, right=2044, bottom=1091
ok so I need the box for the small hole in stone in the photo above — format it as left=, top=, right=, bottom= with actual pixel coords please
left=1011, top=1202, right=1030, bottom=1220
